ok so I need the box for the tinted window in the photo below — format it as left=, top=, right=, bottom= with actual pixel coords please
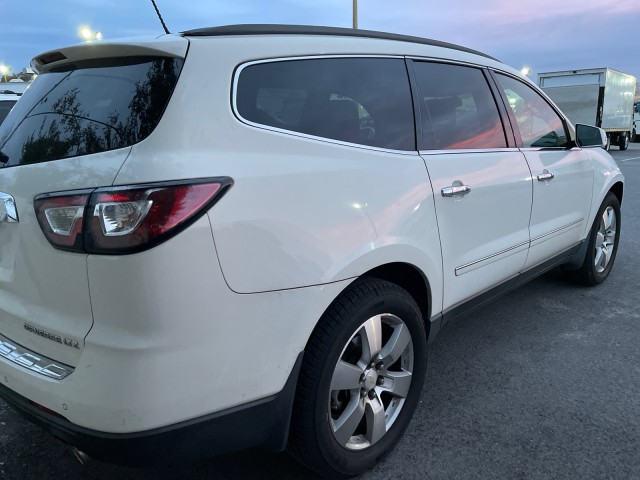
left=413, top=62, right=507, bottom=150
left=496, top=73, right=568, bottom=148
left=236, top=58, right=415, bottom=151
left=0, top=100, right=16, bottom=125
left=0, top=57, right=183, bottom=168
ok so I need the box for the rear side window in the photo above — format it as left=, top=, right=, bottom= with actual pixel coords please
left=412, top=62, right=507, bottom=150
left=236, top=58, right=415, bottom=151
left=0, top=57, right=183, bottom=168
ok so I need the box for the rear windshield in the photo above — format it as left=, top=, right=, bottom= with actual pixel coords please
left=0, top=57, right=183, bottom=168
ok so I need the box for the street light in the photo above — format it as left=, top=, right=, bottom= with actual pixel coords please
left=521, top=66, right=532, bottom=77
left=78, top=26, right=103, bottom=42
left=0, top=64, right=9, bottom=83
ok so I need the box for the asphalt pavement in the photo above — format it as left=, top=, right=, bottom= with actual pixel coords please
left=1, top=145, right=640, bottom=480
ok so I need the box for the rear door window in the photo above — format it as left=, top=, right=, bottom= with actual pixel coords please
left=0, top=57, right=183, bottom=168
left=412, top=61, right=507, bottom=150
left=235, top=57, right=415, bottom=151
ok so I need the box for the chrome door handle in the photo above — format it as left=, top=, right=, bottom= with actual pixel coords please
left=537, top=170, right=554, bottom=182
left=441, top=185, right=471, bottom=197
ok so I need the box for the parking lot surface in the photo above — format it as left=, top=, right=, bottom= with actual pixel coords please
left=1, top=144, right=639, bottom=480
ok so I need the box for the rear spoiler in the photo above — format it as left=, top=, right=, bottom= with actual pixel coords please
left=31, top=35, right=188, bottom=74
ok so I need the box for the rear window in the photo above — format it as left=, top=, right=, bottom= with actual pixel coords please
left=0, top=57, right=183, bottom=168
left=235, top=58, right=415, bottom=151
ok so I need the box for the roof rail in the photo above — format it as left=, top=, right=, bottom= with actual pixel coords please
left=181, top=24, right=497, bottom=61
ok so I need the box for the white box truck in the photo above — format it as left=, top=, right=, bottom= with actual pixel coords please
left=538, top=68, right=636, bottom=150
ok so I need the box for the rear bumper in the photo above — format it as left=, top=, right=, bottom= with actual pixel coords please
left=0, top=352, right=302, bottom=465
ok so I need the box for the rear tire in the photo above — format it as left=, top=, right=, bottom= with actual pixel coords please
left=288, top=278, right=427, bottom=478
left=619, top=132, right=629, bottom=150
left=574, top=193, right=621, bottom=286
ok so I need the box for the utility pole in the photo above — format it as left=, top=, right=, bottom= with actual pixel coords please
left=353, top=0, right=358, bottom=29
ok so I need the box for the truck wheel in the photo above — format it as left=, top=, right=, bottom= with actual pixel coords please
left=632, top=129, right=637, bottom=143
left=619, top=132, right=629, bottom=150
left=288, top=278, right=427, bottom=478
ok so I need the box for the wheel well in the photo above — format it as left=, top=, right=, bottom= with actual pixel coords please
left=361, top=263, right=431, bottom=333
left=610, top=182, right=623, bottom=204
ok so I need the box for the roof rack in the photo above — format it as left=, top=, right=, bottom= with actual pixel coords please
left=181, top=24, right=497, bottom=61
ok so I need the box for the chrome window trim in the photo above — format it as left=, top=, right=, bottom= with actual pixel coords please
left=419, top=148, right=521, bottom=156
left=405, top=56, right=488, bottom=70
left=519, top=147, right=571, bottom=152
left=231, top=55, right=418, bottom=156
left=455, top=241, right=529, bottom=276
left=0, top=333, right=74, bottom=380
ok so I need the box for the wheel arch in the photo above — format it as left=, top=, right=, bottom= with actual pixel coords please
left=610, top=181, right=624, bottom=206
left=360, top=262, right=432, bottom=339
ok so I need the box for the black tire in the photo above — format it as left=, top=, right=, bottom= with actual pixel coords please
left=575, top=193, right=621, bottom=286
left=288, top=278, right=427, bottom=478
left=619, top=132, right=629, bottom=150
left=632, top=128, right=637, bottom=143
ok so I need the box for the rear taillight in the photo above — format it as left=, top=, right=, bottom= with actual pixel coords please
left=34, top=178, right=232, bottom=254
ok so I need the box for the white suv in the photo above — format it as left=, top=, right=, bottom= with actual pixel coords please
left=0, top=25, right=623, bottom=477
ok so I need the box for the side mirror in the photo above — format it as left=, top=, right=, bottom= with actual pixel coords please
left=575, top=124, right=607, bottom=149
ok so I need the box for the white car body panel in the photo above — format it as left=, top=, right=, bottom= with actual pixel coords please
left=420, top=149, right=532, bottom=310
left=0, top=149, right=132, bottom=366
left=521, top=148, right=594, bottom=269
left=3, top=215, right=353, bottom=431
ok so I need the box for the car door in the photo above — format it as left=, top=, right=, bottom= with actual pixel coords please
left=412, top=61, right=533, bottom=312
left=492, top=72, right=594, bottom=270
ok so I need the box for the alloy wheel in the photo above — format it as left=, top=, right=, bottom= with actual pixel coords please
left=329, top=313, right=414, bottom=450
left=594, top=206, right=617, bottom=273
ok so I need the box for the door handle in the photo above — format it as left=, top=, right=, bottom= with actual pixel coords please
left=441, top=185, right=471, bottom=197
left=537, top=170, right=554, bottom=182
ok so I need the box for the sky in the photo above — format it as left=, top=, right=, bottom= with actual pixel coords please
left=1, top=0, right=640, bottom=85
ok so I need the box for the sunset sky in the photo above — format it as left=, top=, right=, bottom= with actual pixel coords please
left=2, top=0, right=639, bottom=83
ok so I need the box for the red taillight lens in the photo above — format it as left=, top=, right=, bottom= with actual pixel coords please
left=34, top=191, right=92, bottom=251
left=34, top=178, right=232, bottom=254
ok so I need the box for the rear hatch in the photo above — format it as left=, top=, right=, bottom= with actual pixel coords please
left=0, top=37, right=187, bottom=366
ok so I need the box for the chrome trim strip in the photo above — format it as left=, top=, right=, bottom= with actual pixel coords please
left=419, top=148, right=521, bottom=155
left=531, top=218, right=584, bottom=243
left=455, top=241, right=529, bottom=276
left=0, top=333, right=74, bottom=380
left=231, top=55, right=417, bottom=156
